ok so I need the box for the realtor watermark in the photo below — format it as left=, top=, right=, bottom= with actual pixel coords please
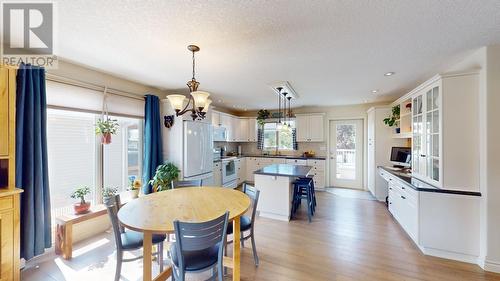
left=1, top=1, right=58, bottom=68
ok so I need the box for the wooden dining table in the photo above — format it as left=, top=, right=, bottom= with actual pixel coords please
left=117, top=186, right=251, bottom=281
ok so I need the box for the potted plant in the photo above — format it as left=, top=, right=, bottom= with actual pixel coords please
left=95, top=118, right=119, bottom=144
left=383, top=105, right=401, bottom=133
left=71, top=186, right=91, bottom=214
left=149, top=162, right=180, bottom=192
left=257, top=109, right=270, bottom=126
left=102, top=187, right=118, bottom=204
left=128, top=176, right=141, bottom=199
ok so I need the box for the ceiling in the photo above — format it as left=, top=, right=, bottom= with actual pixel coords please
left=53, top=0, right=500, bottom=110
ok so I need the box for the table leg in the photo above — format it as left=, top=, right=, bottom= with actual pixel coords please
left=232, top=217, right=241, bottom=281
left=143, top=231, right=153, bottom=281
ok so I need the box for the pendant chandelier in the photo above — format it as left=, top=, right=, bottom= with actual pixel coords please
left=166, top=45, right=212, bottom=120
left=276, top=87, right=293, bottom=128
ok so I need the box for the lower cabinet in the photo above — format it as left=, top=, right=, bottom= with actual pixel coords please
left=0, top=192, right=21, bottom=281
left=236, top=158, right=246, bottom=185
left=213, top=162, right=222, bottom=186
left=381, top=167, right=481, bottom=264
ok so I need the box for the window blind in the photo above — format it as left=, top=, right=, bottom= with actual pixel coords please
left=46, top=80, right=145, bottom=117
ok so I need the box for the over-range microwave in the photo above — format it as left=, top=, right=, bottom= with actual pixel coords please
left=213, top=127, right=227, bottom=142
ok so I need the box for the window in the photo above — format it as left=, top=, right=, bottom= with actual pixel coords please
left=47, top=109, right=143, bottom=219
left=263, top=121, right=295, bottom=151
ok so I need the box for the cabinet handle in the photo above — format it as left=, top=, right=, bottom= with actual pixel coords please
left=389, top=187, right=392, bottom=190
left=401, top=186, right=405, bottom=190
left=401, top=195, right=406, bottom=199
left=421, top=154, right=426, bottom=157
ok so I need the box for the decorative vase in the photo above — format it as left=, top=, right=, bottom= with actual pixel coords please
left=129, top=189, right=139, bottom=199
left=74, top=202, right=91, bottom=214
left=101, top=133, right=112, bottom=144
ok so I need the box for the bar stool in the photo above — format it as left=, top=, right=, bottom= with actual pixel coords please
left=291, top=177, right=314, bottom=222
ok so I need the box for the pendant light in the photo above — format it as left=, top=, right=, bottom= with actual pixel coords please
left=166, top=45, right=211, bottom=120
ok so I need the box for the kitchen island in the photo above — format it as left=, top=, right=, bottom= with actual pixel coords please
left=254, top=164, right=312, bottom=221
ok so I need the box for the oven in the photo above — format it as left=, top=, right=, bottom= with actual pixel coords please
left=222, top=157, right=237, bottom=188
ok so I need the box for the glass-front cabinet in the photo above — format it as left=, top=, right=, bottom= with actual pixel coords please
left=412, top=83, right=441, bottom=186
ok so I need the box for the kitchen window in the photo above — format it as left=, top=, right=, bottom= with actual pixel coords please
left=47, top=108, right=143, bottom=219
left=263, top=121, right=295, bottom=151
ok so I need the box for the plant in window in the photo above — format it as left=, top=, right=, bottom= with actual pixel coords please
left=127, top=176, right=141, bottom=199
left=95, top=118, right=119, bottom=144
left=383, top=105, right=400, bottom=133
left=149, top=162, right=180, bottom=192
left=257, top=109, right=270, bottom=126
left=70, top=186, right=91, bottom=214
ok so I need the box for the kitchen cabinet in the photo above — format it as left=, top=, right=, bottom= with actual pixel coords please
left=408, top=72, right=479, bottom=189
left=219, top=113, right=233, bottom=141
left=212, top=111, right=221, bottom=127
left=285, top=159, right=306, bottom=165
left=236, top=158, right=246, bottom=185
left=236, top=118, right=248, bottom=142
left=307, top=159, right=325, bottom=189
left=0, top=68, right=9, bottom=156
left=295, top=113, right=324, bottom=142
left=247, top=118, right=257, bottom=142
left=213, top=162, right=222, bottom=186
left=0, top=66, right=21, bottom=281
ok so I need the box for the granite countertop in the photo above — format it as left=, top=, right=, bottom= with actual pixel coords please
left=378, top=166, right=481, bottom=196
left=254, top=164, right=312, bottom=178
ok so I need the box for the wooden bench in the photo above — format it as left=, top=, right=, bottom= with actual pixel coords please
left=55, top=204, right=109, bottom=260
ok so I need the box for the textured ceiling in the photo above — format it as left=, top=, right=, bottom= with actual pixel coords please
left=53, top=0, right=500, bottom=110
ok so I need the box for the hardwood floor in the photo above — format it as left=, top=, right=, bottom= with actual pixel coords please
left=22, top=190, right=500, bottom=281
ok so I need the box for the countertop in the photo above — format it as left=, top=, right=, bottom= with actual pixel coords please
left=214, top=154, right=326, bottom=162
left=378, top=166, right=481, bottom=196
left=254, top=164, right=312, bottom=178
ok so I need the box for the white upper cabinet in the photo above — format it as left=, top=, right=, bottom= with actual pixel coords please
left=247, top=118, right=257, bottom=142
left=295, top=113, right=324, bottom=142
left=412, top=82, right=441, bottom=186
left=213, top=111, right=257, bottom=143
left=212, top=111, right=221, bottom=127
left=407, top=72, right=479, bottom=190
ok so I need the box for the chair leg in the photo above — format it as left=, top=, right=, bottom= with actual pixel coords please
left=218, top=260, right=224, bottom=281
left=115, top=250, right=123, bottom=281
left=158, top=242, right=164, bottom=272
left=250, top=233, right=259, bottom=266
left=306, top=189, right=312, bottom=223
left=224, top=237, right=228, bottom=276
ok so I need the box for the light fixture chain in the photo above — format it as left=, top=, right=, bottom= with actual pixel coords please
left=192, top=50, right=196, bottom=80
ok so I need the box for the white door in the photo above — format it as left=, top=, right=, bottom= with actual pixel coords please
left=329, top=119, right=364, bottom=189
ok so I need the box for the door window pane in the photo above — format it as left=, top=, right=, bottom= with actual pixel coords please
left=433, top=134, right=439, bottom=157
left=47, top=109, right=97, bottom=217
left=432, top=110, right=439, bottom=133
left=336, top=124, right=356, bottom=180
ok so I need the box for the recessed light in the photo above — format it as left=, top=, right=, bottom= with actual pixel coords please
left=384, top=72, right=395, bottom=76
left=371, top=90, right=379, bottom=94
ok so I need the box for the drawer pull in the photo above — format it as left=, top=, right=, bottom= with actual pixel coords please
left=389, top=187, right=392, bottom=190
left=402, top=186, right=405, bottom=190
left=401, top=195, right=406, bottom=199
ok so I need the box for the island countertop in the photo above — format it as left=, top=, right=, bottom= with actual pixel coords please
left=254, top=164, right=312, bottom=178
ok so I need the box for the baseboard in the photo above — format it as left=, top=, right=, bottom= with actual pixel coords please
left=479, top=258, right=500, bottom=273
left=420, top=246, right=480, bottom=265
left=258, top=211, right=289, bottom=222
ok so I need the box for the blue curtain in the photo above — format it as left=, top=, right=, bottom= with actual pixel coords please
left=15, top=63, right=51, bottom=260
left=142, top=95, right=163, bottom=194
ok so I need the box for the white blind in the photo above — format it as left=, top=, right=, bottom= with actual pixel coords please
left=46, top=80, right=145, bottom=117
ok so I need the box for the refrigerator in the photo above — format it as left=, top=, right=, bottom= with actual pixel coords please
left=183, top=121, right=214, bottom=183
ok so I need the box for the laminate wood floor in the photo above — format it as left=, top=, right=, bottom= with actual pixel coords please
left=21, top=191, right=500, bottom=281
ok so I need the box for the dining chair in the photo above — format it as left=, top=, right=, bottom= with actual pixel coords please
left=170, top=211, right=229, bottom=281
left=225, top=183, right=260, bottom=266
left=105, top=194, right=167, bottom=281
left=171, top=179, right=202, bottom=189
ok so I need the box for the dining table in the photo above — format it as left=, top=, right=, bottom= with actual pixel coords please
left=117, top=186, right=251, bottom=281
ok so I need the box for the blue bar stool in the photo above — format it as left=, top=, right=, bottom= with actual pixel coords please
left=291, top=177, right=314, bottom=222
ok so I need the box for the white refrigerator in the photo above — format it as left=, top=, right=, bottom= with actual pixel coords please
left=183, top=121, right=214, bottom=183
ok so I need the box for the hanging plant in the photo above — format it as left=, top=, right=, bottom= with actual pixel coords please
left=257, top=109, right=270, bottom=126
left=95, top=118, right=119, bottom=144
left=383, top=105, right=400, bottom=127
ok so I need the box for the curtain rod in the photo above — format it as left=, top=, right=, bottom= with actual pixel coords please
left=45, top=73, right=146, bottom=101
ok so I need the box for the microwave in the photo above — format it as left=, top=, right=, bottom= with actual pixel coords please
left=213, top=127, right=227, bottom=142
